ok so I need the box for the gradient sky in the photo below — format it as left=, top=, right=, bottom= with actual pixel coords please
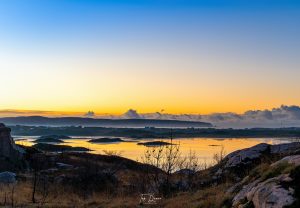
left=0, top=0, right=300, bottom=115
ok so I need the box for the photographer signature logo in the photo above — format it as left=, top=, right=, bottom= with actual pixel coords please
left=139, top=193, right=162, bottom=205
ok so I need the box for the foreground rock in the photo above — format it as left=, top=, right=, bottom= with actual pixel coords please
left=0, top=123, right=24, bottom=159
left=225, top=143, right=269, bottom=168
left=0, top=123, right=24, bottom=171
left=223, top=142, right=300, bottom=169
left=0, top=171, right=17, bottom=184
left=233, top=174, right=295, bottom=207
left=271, top=155, right=300, bottom=167
left=231, top=154, right=300, bottom=208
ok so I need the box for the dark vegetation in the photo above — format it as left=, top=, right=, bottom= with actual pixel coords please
left=9, top=125, right=300, bottom=138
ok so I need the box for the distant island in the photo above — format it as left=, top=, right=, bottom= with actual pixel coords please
left=34, top=138, right=64, bottom=144
left=38, top=135, right=72, bottom=140
left=0, top=116, right=212, bottom=128
left=32, top=143, right=89, bottom=152
left=9, top=125, right=300, bottom=139
left=88, top=138, right=124, bottom=143
left=137, top=141, right=172, bottom=147
left=33, top=135, right=71, bottom=144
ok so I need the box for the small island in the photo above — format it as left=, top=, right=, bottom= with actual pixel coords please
left=88, top=137, right=124, bottom=143
left=38, top=135, right=72, bottom=140
left=34, top=138, right=64, bottom=144
left=32, top=143, right=89, bottom=152
left=137, top=141, right=173, bottom=147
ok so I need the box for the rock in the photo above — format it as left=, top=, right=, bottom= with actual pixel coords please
left=0, top=123, right=24, bottom=159
left=56, top=162, right=74, bottom=169
left=248, top=175, right=295, bottom=208
left=271, top=155, right=300, bottom=167
left=174, top=168, right=195, bottom=175
left=227, top=176, right=250, bottom=194
left=271, top=142, right=300, bottom=154
left=232, top=179, right=261, bottom=207
left=225, top=143, right=269, bottom=168
left=41, top=168, right=59, bottom=174
left=0, top=171, right=17, bottom=184
left=223, top=142, right=300, bottom=169
left=233, top=174, right=295, bottom=208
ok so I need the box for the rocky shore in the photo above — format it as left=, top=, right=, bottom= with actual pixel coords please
left=0, top=123, right=299, bottom=207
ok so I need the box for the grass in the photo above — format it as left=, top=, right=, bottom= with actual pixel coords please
left=261, top=162, right=295, bottom=180
left=0, top=181, right=140, bottom=208
left=162, top=183, right=234, bottom=208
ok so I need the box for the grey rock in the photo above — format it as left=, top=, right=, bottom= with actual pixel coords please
left=271, top=155, right=300, bottom=167
left=227, top=176, right=250, bottom=194
left=233, top=174, right=295, bottom=208
left=225, top=143, right=269, bottom=168
left=174, top=168, right=195, bottom=175
left=0, top=123, right=24, bottom=159
left=271, top=142, right=300, bottom=154
left=232, top=179, right=261, bottom=207
left=0, top=171, right=17, bottom=184
left=56, top=162, right=73, bottom=169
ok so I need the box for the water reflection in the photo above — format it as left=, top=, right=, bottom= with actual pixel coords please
left=15, top=137, right=293, bottom=163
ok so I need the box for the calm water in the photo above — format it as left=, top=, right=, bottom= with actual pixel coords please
left=15, top=136, right=294, bottom=164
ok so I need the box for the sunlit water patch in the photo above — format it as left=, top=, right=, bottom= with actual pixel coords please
left=14, top=136, right=295, bottom=164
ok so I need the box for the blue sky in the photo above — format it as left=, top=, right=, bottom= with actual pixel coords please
left=0, top=0, right=299, bottom=114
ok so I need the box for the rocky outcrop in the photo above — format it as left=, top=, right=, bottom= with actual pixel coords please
left=231, top=153, right=300, bottom=208
left=271, top=155, right=300, bottom=167
left=0, top=171, right=17, bottom=184
left=271, top=142, right=300, bottom=154
left=0, top=123, right=23, bottom=160
left=225, top=143, right=269, bottom=168
left=224, top=142, right=300, bottom=168
left=233, top=174, right=295, bottom=208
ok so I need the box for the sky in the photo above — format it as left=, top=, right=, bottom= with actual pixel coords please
left=0, top=0, right=300, bottom=116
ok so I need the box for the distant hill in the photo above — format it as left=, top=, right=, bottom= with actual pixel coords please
left=0, top=116, right=212, bottom=128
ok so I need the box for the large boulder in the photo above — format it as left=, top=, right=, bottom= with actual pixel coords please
left=271, top=142, right=300, bottom=154
left=271, top=155, right=300, bottom=167
left=232, top=154, right=300, bottom=208
left=0, top=123, right=23, bottom=159
left=224, top=143, right=269, bottom=168
left=0, top=171, right=17, bottom=184
left=233, top=174, right=295, bottom=208
left=224, top=142, right=300, bottom=168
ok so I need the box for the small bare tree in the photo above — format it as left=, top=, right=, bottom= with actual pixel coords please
left=141, top=140, right=182, bottom=196
left=213, top=145, right=226, bottom=165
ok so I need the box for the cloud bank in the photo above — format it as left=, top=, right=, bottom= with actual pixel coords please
left=120, top=105, right=300, bottom=128
left=1, top=105, right=300, bottom=128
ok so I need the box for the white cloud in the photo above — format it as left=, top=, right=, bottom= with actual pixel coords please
left=84, top=111, right=95, bottom=117
left=122, top=109, right=143, bottom=119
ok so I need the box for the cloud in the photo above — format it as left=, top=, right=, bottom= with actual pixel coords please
left=127, top=105, right=300, bottom=128
left=123, top=109, right=143, bottom=119
left=2, top=105, right=300, bottom=128
left=84, top=111, right=95, bottom=117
